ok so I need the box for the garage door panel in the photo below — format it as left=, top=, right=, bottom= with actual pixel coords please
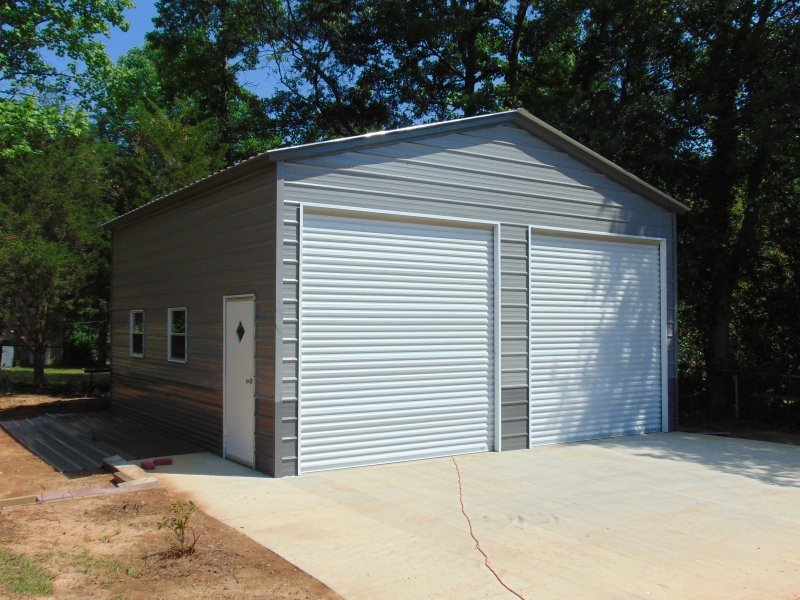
left=307, top=440, right=489, bottom=473
left=302, top=364, right=489, bottom=380
left=531, top=354, right=661, bottom=367
left=532, top=391, right=663, bottom=409
left=305, top=405, right=492, bottom=426
left=530, top=233, right=663, bottom=446
left=301, top=382, right=491, bottom=403
left=300, top=213, right=494, bottom=473
left=303, top=420, right=491, bottom=443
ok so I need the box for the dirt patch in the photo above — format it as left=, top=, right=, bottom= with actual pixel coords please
left=0, top=394, right=339, bottom=598
left=0, top=393, right=108, bottom=420
left=0, top=489, right=340, bottom=599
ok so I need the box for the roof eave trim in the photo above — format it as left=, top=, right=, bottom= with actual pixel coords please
left=104, top=153, right=273, bottom=229
left=105, top=107, right=687, bottom=230
left=265, top=110, right=520, bottom=162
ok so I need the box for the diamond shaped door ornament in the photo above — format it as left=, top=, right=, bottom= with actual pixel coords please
left=235, top=321, right=245, bottom=342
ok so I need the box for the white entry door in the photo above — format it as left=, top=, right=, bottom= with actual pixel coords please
left=224, top=295, right=255, bottom=466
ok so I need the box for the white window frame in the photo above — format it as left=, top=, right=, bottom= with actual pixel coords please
left=167, top=307, right=188, bottom=363
left=129, top=310, right=145, bottom=357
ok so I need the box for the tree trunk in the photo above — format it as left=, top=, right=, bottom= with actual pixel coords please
left=705, top=278, right=734, bottom=419
left=32, top=346, right=46, bottom=389
left=703, top=195, right=762, bottom=418
left=505, top=0, right=529, bottom=103
left=97, top=319, right=109, bottom=367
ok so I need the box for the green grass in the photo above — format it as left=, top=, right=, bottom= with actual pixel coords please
left=0, top=366, right=109, bottom=392
left=0, top=548, right=54, bottom=596
left=4, top=367, right=88, bottom=376
left=70, top=549, right=120, bottom=588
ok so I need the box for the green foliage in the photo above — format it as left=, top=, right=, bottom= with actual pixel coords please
left=66, top=321, right=108, bottom=366
left=0, top=0, right=133, bottom=98
left=0, top=548, right=54, bottom=596
left=91, top=46, right=229, bottom=212
left=108, top=97, right=228, bottom=213
left=146, top=0, right=281, bottom=160
left=0, top=132, right=112, bottom=385
left=92, top=46, right=166, bottom=144
left=0, top=367, right=110, bottom=395
left=157, top=500, right=202, bottom=556
left=0, top=96, right=90, bottom=159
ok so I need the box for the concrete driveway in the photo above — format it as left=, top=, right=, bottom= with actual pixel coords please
left=152, top=433, right=800, bottom=600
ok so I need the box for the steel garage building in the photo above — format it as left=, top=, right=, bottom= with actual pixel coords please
left=108, top=109, right=687, bottom=477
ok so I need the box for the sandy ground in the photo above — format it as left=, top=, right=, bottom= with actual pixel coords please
left=1, top=489, right=340, bottom=599
left=0, top=394, right=340, bottom=599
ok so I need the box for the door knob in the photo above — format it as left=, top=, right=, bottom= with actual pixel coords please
left=245, top=378, right=253, bottom=384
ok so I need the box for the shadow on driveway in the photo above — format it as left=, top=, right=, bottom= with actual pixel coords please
left=595, top=432, right=800, bottom=488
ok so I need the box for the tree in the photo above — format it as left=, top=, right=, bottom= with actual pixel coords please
left=91, top=46, right=166, bottom=145
left=0, top=134, right=113, bottom=386
left=0, top=0, right=132, bottom=98
left=256, top=0, right=410, bottom=142
left=146, top=0, right=281, bottom=160
left=0, top=95, right=90, bottom=159
left=369, top=0, right=508, bottom=119
left=261, top=0, right=522, bottom=141
left=91, top=47, right=230, bottom=213
left=673, top=0, right=800, bottom=416
left=108, top=97, right=229, bottom=214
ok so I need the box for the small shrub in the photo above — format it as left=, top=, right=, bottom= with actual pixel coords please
left=157, top=500, right=202, bottom=557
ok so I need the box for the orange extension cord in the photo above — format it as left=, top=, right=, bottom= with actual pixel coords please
left=451, top=457, right=526, bottom=600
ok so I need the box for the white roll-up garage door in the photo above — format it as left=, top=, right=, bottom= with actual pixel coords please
left=299, top=213, right=495, bottom=473
left=530, top=232, right=664, bottom=446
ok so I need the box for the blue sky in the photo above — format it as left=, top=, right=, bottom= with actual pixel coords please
left=105, top=0, right=158, bottom=61
left=28, top=0, right=277, bottom=99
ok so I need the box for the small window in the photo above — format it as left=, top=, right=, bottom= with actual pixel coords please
left=130, top=310, right=144, bottom=357
left=168, top=308, right=187, bottom=362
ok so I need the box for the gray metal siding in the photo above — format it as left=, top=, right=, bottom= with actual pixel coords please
left=277, top=177, right=300, bottom=477
left=499, top=224, right=530, bottom=450
left=111, top=168, right=277, bottom=473
left=277, top=122, right=677, bottom=475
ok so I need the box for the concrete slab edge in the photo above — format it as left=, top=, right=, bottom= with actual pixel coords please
left=33, top=481, right=161, bottom=504
left=1, top=480, right=162, bottom=507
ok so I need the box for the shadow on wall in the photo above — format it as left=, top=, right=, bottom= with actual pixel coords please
left=596, top=433, right=800, bottom=489
left=579, top=238, right=661, bottom=438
